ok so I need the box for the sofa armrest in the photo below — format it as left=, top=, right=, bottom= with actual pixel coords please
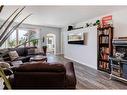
left=3, top=68, right=13, bottom=76
left=64, top=62, right=77, bottom=89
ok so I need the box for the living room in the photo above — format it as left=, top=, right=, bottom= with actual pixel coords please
left=0, top=0, right=127, bottom=94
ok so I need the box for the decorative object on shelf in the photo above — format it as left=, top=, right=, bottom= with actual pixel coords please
left=67, top=26, right=73, bottom=31
left=102, top=15, right=113, bottom=27
left=86, top=23, right=90, bottom=27
left=89, top=23, right=93, bottom=27
left=96, top=20, right=101, bottom=28
left=96, top=20, right=100, bottom=24
left=97, top=25, right=113, bottom=73
left=93, top=22, right=97, bottom=26
left=42, top=46, right=47, bottom=56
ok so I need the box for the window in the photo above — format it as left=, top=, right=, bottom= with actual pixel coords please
left=8, top=30, right=17, bottom=48
left=1, top=28, right=37, bottom=48
left=7, top=29, right=28, bottom=48
left=18, top=29, right=28, bottom=47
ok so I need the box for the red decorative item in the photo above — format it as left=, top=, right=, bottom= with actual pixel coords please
left=102, top=15, right=112, bottom=26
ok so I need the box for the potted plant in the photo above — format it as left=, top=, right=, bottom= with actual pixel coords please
left=42, top=46, right=47, bottom=56
left=31, top=39, right=38, bottom=47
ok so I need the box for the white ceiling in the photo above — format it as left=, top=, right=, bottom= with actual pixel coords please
left=0, top=6, right=127, bottom=28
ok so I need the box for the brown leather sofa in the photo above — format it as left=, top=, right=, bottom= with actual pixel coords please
left=1, top=47, right=44, bottom=65
left=6, top=62, right=76, bottom=89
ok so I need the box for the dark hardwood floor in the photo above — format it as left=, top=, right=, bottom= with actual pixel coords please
left=47, top=54, right=127, bottom=89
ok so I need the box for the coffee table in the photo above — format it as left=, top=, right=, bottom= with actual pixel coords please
left=30, top=55, right=47, bottom=63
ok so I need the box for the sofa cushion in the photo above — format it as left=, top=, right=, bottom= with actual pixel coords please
left=9, top=47, right=28, bottom=56
left=15, top=47, right=28, bottom=56
left=14, top=62, right=66, bottom=72
left=9, top=51, right=19, bottom=61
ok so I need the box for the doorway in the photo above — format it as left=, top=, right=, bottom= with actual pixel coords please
left=46, top=33, right=56, bottom=54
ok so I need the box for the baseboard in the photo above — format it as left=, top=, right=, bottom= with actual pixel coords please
left=55, top=53, right=64, bottom=55
left=64, top=55, right=97, bottom=70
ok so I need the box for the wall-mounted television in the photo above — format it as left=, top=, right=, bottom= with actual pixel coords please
left=68, top=32, right=88, bottom=45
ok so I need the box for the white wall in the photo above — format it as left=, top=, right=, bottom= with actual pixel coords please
left=64, top=27, right=97, bottom=69
left=61, top=15, right=100, bottom=69
left=62, top=8, right=127, bottom=69
left=112, top=9, right=127, bottom=37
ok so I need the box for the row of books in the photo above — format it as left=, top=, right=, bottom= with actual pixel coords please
left=98, top=30, right=110, bottom=35
left=100, top=36, right=109, bottom=44
left=99, top=61, right=109, bottom=70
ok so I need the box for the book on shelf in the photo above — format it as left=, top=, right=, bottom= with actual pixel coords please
left=100, top=36, right=109, bottom=44
left=99, top=61, right=109, bottom=70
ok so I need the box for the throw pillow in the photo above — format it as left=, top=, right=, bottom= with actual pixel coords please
left=0, top=62, right=10, bottom=68
left=9, top=51, right=19, bottom=61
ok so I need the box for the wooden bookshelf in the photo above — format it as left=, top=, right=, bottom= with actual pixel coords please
left=97, top=26, right=113, bottom=73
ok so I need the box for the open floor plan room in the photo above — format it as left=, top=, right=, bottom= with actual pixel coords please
left=0, top=5, right=127, bottom=90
